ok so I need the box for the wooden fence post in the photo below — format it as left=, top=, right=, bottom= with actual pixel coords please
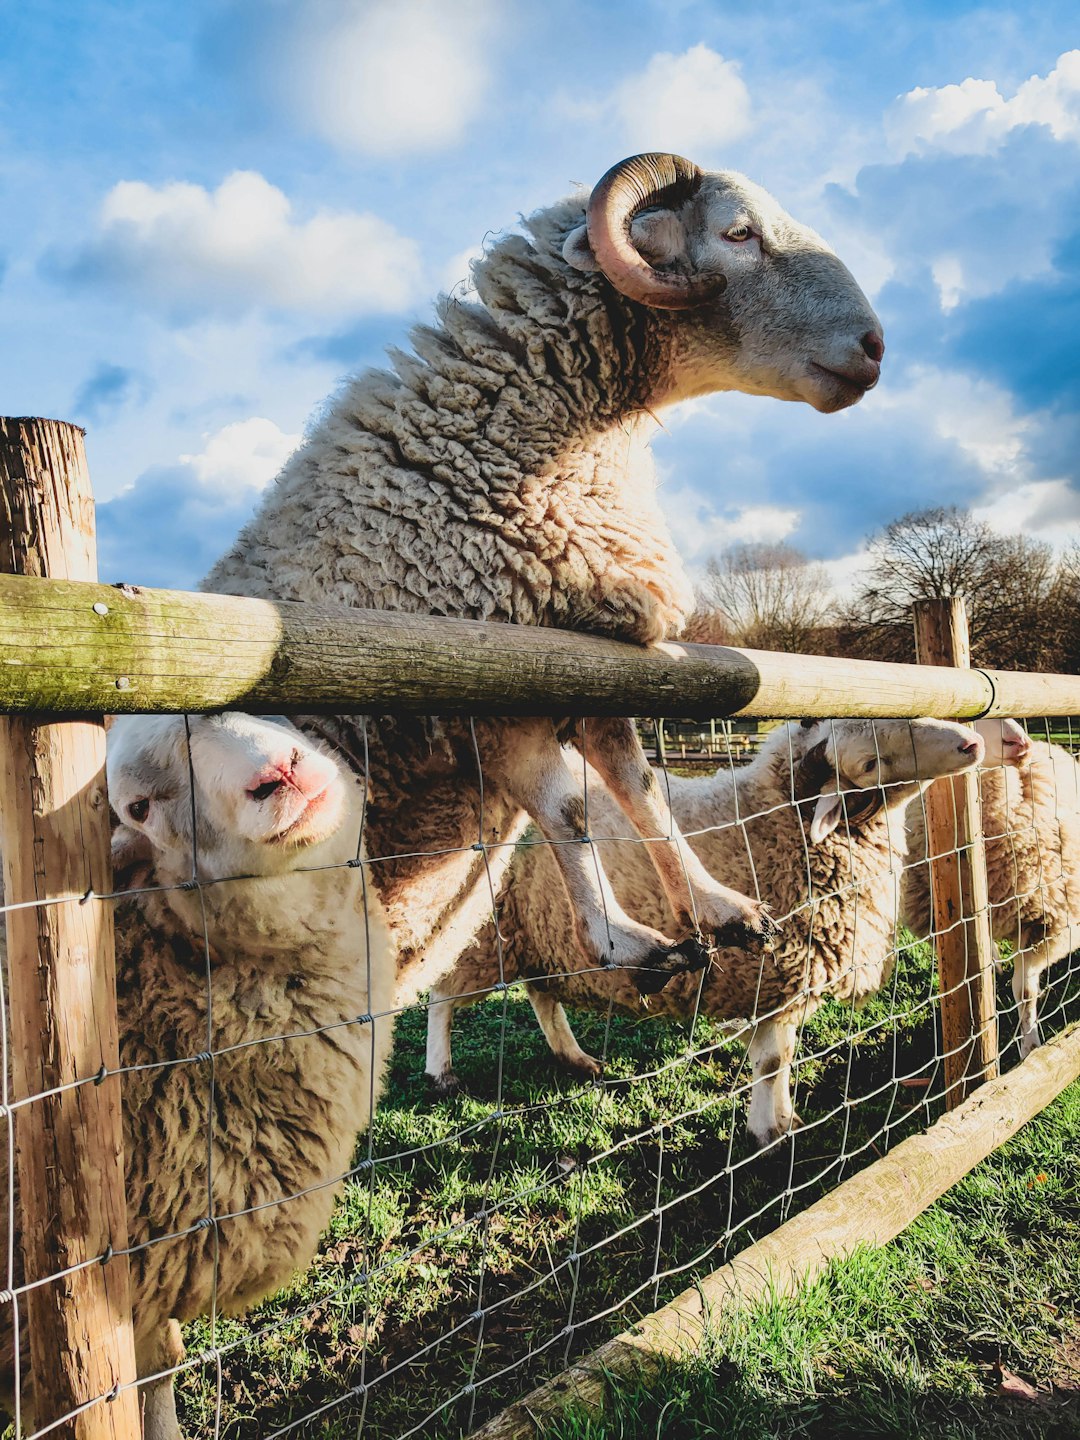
left=913, top=598, right=998, bottom=1106
left=0, top=420, right=140, bottom=1436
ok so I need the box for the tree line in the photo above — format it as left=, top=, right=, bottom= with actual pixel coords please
left=687, top=506, right=1079, bottom=672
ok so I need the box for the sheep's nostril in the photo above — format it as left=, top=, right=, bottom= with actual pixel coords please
left=860, top=330, right=885, bottom=364
left=960, top=740, right=982, bottom=758
left=250, top=778, right=285, bottom=802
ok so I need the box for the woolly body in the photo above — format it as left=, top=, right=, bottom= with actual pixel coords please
left=0, top=716, right=396, bottom=1439
left=904, top=737, right=1080, bottom=1054
left=428, top=719, right=981, bottom=1143
left=203, top=167, right=882, bottom=996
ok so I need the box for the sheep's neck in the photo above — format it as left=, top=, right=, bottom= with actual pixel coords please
left=154, top=865, right=366, bottom=971
left=201, top=225, right=694, bottom=645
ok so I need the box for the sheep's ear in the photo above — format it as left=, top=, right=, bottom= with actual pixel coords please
left=562, top=224, right=600, bottom=273
left=111, top=824, right=153, bottom=888
left=563, top=210, right=687, bottom=275
left=809, top=791, right=844, bottom=844
left=629, top=209, right=688, bottom=267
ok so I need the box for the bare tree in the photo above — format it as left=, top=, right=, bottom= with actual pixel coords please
left=1048, top=541, right=1080, bottom=673
left=702, top=542, right=834, bottom=652
left=681, top=605, right=736, bottom=646
left=841, top=506, right=1060, bottom=668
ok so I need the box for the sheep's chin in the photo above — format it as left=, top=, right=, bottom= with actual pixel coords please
left=797, top=364, right=872, bottom=413
left=265, top=787, right=348, bottom=850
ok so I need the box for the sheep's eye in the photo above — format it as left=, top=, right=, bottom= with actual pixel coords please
left=724, top=224, right=753, bottom=242
left=862, top=758, right=878, bottom=775
left=128, top=798, right=150, bottom=823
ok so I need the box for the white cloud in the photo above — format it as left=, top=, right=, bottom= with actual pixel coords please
left=97, top=417, right=303, bottom=588
left=283, top=0, right=499, bottom=156
left=179, top=417, right=300, bottom=499
left=886, top=49, right=1080, bottom=157
left=820, top=547, right=874, bottom=605
left=664, top=482, right=800, bottom=567
left=67, top=171, right=421, bottom=318
left=930, top=255, right=965, bottom=312
left=614, top=45, right=753, bottom=156
left=874, top=365, right=1031, bottom=480
left=440, top=244, right=484, bottom=299
left=973, top=478, right=1080, bottom=547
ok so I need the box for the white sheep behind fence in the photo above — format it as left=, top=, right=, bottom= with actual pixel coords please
left=903, top=717, right=1080, bottom=1057
left=0, top=713, right=396, bottom=1440
left=427, top=717, right=983, bottom=1148
left=203, top=151, right=884, bottom=1009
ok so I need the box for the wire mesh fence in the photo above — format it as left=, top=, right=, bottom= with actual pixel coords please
left=2, top=697, right=1080, bottom=1440
left=1, top=412, right=1079, bottom=1440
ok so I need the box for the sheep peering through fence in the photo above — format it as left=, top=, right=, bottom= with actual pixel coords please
left=1, top=420, right=1080, bottom=1440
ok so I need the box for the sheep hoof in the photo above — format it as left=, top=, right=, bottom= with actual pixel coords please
left=565, top=1053, right=603, bottom=1080
left=429, top=1069, right=462, bottom=1098
left=633, top=935, right=710, bottom=996
left=713, top=906, right=780, bottom=954
left=749, top=1111, right=803, bottom=1151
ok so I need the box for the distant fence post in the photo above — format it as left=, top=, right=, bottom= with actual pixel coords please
left=913, top=597, right=998, bottom=1106
left=0, top=420, right=140, bottom=1436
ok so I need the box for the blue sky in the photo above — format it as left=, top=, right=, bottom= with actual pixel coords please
left=3, top=0, right=1079, bottom=593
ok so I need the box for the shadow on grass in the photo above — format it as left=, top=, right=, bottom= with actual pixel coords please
left=172, top=937, right=1080, bottom=1439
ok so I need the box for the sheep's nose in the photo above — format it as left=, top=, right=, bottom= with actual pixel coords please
left=860, top=330, right=885, bottom=363
left=960, top=737, right=983, bottom=759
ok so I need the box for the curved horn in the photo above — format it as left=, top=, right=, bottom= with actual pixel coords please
left=585, top=153, right=725, bottom=310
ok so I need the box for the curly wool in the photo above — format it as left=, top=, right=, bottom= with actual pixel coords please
left=443, top=724, right=906, bottom=1030
left=904, top=741, right=1080, bottom=950
left=0, top=861, right=395, bottom=1394
left=202, top=201, right=699, bottom=972
left=205, top=200, right=693, bottom=644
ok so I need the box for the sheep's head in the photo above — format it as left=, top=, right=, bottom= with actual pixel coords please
left=974, top=716, right=1032, bottom=769
left=563, top=152, right=883, bottom=414
left=107, top=713, right=360, bottom=887
left=792, top=717, right=983, bottom=842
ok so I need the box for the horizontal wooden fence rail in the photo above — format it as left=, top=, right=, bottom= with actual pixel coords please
left=4, top=572, right=1080, bottom=719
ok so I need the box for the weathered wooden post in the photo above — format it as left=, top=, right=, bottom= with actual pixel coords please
left=913, top=597, right=998, bottom=1106
left=0, top=419, right=140, bottom=1436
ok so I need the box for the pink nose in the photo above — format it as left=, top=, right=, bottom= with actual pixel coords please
left=249, top=774, right=287, bottom=802
left=960, top=737, right=983, bottom=758
left=247, top=748, right=328, bottom=802
left=860, top=330, right=885, bottom=364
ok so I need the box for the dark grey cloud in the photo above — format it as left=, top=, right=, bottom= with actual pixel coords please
left=97, top=465, right=258, bottom=590
left=72, top=363, right=148, bottom=423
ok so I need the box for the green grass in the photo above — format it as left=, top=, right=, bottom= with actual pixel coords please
left=545, top=1079, right=1080, bottom=1440
left=169, top=934, right=1080, bottom=1439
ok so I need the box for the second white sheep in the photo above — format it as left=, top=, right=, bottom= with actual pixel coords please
left=427, top=717, right=982, bottom=1147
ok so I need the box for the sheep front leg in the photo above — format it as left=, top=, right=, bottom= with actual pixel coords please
left=526, top=981, right=602, bottom=1078
left=481, top=718, right=706, bottom=993
left=1013, top=928, right=1050, bottom=1058
left=138, top=1320, right=184, bottom=1440
left=426, top=977, right=465, bottom=1095
left=746, top=1020, right=801, bottom=1148
left=572, top=717, right=779, bottom=953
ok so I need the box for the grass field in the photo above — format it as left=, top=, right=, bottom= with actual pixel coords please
left=546, top=1077, right=1080, bottom=1440
left=169, top=932, right=1080, bottom=1439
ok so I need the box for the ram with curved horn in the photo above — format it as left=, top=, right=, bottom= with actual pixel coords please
left=205, top=153, right=884, bottom=1013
